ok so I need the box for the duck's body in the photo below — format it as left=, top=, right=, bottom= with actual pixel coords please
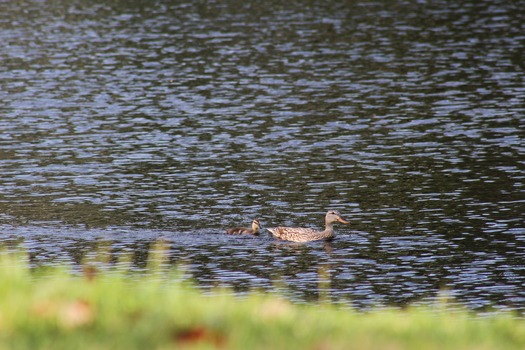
left=267, top=210, right=349, bottom=242
left=226, top=219, right=261, bottom=235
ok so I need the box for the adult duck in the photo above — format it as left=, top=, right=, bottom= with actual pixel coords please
left=267, top=210, right=349, bottom=242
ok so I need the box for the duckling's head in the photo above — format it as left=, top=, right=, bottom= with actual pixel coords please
left=251, top=219, right=261, bottom=232
left=325, top=210, right=350, bottom=225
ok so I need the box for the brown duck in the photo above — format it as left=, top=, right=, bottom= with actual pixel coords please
left=226, top=219, right=261, bottom=235
left=267, top=210, right=349, bottom=242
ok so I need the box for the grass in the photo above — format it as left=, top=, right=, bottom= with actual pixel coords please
left=0, top=252, right=524, bottom=349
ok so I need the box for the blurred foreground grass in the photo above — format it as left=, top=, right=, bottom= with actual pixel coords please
left=0, top=252, right=524, bottom=350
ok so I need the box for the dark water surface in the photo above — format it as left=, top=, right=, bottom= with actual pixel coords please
left=1, top=0, right=524, bottom=311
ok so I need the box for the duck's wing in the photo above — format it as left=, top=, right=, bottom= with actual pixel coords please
left=267, top=227, right=321, bottom=242
left=226, top=227, right=253, bottom=235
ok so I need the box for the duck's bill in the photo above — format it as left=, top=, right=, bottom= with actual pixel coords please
left=337, top=217, right=350, bottom=224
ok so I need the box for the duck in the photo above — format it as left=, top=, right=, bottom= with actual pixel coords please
left=226, top=219, right=261, bottom=235
left=267, top=210, right=349, bottom=242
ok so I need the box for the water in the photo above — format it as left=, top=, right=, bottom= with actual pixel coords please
left=1, top=0, right=524, bottom=311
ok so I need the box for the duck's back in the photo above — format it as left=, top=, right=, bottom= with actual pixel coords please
left=226, top=227, right=256, bottom=235
left=267, top=227, right=332, bottom=242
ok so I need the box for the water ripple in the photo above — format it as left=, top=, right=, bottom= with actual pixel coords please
left=0, top=0, right=524, bottom=311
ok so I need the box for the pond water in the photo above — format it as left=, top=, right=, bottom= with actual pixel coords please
left=1, top=0, right=524, bottom=311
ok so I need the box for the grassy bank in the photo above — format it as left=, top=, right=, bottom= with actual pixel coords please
left=0, top=254, right=523, bottom=349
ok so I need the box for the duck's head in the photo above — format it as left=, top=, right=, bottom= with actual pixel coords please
left=251, top=219, right=261, bottom=232
left=325, top=210, right=350, bottom=225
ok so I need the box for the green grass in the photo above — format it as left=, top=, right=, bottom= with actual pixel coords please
left=0, top=253, right=523, bottom=350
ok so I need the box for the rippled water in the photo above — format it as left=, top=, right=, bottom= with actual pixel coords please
left=1, top=0, right=524, bottom=311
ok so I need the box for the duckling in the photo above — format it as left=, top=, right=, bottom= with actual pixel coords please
left=226, top=219, right=261, bottom=235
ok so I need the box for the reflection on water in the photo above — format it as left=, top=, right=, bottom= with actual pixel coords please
left=1, top=0, right=524, bottom=312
